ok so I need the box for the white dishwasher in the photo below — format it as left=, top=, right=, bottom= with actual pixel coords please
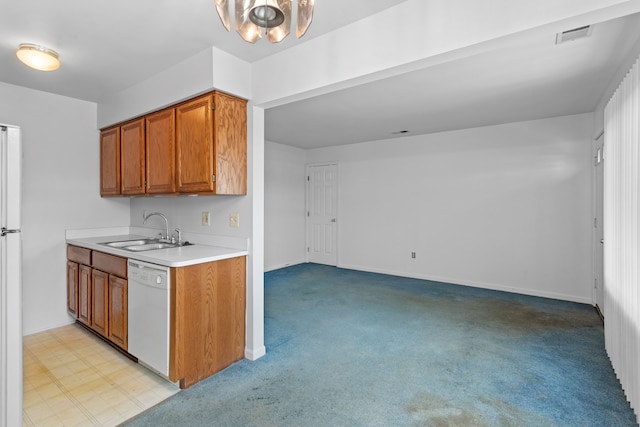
left=128, top=259, right=170, bottom=378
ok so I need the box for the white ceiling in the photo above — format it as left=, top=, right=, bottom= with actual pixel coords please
left=268, top=12, right=640, bottom=148
left=1, top=1, right=640, bottom=149
left=0, top=0, right=406, bottom=102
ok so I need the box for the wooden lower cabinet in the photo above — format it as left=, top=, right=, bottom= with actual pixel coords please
left=108, top=275, right=128, bottom=350
left=78, top=264, right=92, bottom=326
left=66, top=261, right=79, bottom=317
left=67, top=245, right=246, bottom=387
left=67, top=245, right=128, bottom=351
left=91, top=269, right=109, bottom=337
left=170, top=256, right=246, bottom=388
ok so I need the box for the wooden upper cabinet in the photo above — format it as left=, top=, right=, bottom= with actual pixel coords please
left=176, top=91, right=247, bottom=195
left=100, top=126, right=121, bottom=196
left=212, top=91, right=247, bottom=195
left=101, top=90, right=246, bottom=197
left=146, top=109, right=176, bottom=194
left=120, top=119, right=146, bottom=195
left=176, top=94, right=215, bottom=193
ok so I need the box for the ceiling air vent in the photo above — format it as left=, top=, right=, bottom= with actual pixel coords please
left=556, top=25, right=594, bottom=44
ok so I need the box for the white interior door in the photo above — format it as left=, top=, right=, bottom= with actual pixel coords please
left=307, top=164, right=337, bottom=266
left=594, top=134, right=604, bottom=316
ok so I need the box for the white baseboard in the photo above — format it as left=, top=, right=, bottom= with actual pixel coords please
left=245, top=345, right=266, bottom=361
left=23, top=318, right=77, bottom=337
left=265, top=259, right=307, bottom=272
left=337, top=263, right=592, bottom=305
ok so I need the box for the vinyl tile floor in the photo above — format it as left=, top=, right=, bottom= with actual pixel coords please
left=22, top=324, right=179, bottom=427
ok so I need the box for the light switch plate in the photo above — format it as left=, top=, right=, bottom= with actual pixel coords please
left=202, top=211, right=210, bottom=226
left=229, top=212, right=239, bottom=228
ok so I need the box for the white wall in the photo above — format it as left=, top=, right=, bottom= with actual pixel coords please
left=593, top=36, right=640, bottom=138
left=304, top=113, right=594, bottom=303
left=264, top=141, right=307, bottom=271
left=0, top=82, right=131, bottom=335
left=129, top=196, right=251, bottom=243
left=98, top=47, right=252, bottom=128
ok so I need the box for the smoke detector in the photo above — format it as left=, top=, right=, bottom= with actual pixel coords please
left=556, top=25, right=594, bottom=44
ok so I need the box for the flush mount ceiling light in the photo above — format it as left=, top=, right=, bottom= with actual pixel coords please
left=214, top=0, right=314, bottom=43
left=16, top=43, right=60, bottom=71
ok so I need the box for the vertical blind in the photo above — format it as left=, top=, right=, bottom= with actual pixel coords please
left=604, top=54, right=640, bottom=423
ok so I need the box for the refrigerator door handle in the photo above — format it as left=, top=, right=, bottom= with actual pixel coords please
left=1, top=227, right=21, bottom=236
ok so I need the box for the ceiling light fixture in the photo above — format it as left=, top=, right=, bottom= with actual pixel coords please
left=16, top=43, right=60, bottom=71
left=214, top=0, right=314, bottom=43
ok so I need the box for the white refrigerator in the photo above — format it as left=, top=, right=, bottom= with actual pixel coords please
left=0, top=124, right=22, bottom=427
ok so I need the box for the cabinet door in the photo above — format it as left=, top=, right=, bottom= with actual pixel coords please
left=100, top=127, right=121, bottom=196
left=176, top=94, right=215, bottom=193
left=212, top=91, right=247, bottom=195
left=121, top=118, right=146, bottom=195
left=108, top=275, right=128, bottom=350
left=91, top=269, right=109, bottom=337
left=171, top=256, right=246, bottom=387
left=146, top=108, right=176, bottom=194
left=66, top=261, right=79, bottom=317
left=78, top=265, right=92, bottom=326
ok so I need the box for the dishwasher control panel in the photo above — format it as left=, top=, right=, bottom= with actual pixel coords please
left=128, top=260, right=168, bottom=289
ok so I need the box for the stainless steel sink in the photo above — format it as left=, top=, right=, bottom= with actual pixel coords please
left=99, top=239, right=192, bottom=252
left=102, top=239, right=160, bottom=248
left=123, top=243, right=180, bottom=251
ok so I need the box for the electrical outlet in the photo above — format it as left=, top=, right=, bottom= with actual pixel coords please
left=202, top=211, right=210, bottom=226
left=411, top=252, right=416, bottom=259
left=229, top=212, right=239, bottom=228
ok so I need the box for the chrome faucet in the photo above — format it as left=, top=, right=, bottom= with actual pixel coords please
left=173, top=228, right=182, bottom=245
left=143, top=212, right=169, bottom=241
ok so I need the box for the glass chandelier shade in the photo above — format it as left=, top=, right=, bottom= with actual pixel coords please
left=214, top=0, right=314, bottom=43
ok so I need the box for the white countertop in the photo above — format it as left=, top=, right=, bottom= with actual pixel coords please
left=66, top=228, right=248, bottom=267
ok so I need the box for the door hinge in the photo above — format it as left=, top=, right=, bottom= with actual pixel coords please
left=307, top=247, right=310, bottom=252
left=307, top=211, right=309, bottom=217
left=212, top=174, right=216, bottom=182
left=211, top=102, right=215, bottom=110
left=594, top=217, right=597, bottom=228
left=307, top=176, right=310, bottom=181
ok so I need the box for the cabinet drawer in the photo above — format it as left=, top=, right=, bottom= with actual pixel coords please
left=92, top=251, right=127, bottom=278
left=67, top=245, right=91, bottom=265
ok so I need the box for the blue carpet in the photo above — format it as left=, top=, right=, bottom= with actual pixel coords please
left=121, top=263, right=637, bottom=426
